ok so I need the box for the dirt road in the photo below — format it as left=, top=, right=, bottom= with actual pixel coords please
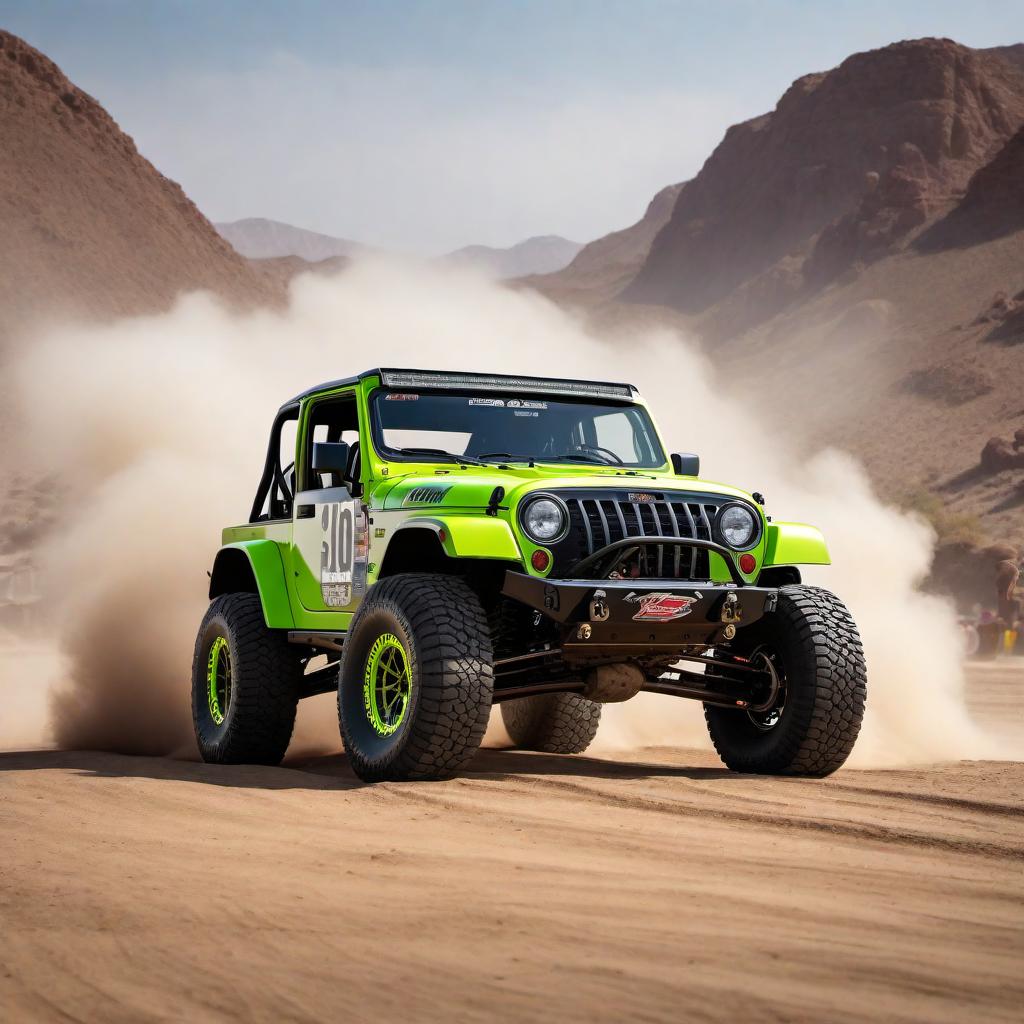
left=2, top=665, right=1022, bottom=1024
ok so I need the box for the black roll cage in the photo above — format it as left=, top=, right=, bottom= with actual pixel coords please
left=250, top=403, right=299, bottom=523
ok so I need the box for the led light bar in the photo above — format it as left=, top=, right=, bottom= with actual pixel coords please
left=379, top=369, right=635, bottom=401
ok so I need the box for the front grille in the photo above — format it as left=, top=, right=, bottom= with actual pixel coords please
left=549, top=490, right=724, bottom=580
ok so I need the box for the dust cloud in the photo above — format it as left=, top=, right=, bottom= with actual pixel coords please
left=0, top=257, right=1008, bottom=763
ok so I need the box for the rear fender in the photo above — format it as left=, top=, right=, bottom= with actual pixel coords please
left=762, top=522, right=830, bottom=566
left=208, top=541, right=295, bottom=628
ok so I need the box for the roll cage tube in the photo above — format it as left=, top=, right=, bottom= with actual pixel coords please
left=249, top=404, right=299, bottom=523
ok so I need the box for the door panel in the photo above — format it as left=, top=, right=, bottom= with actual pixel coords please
left=292, top=486, right=368, bottom=612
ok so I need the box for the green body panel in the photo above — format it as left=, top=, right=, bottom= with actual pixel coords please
left=387, top=514, right=521, bottom=561
left=211, top=371, right=834, bottom=627
left=216, top=539, right=295, bottom=628
left=763, top=522, right=831, bottom=566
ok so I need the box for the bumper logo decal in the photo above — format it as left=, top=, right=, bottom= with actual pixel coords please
left=625, top=591, right=698, bottom=621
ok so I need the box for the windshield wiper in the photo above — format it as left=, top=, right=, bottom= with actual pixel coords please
left=477, top=452, right=536, bottom=466
left=395, top=447, right=488, bottom=467
left=542, top=452, right=614, bottom=465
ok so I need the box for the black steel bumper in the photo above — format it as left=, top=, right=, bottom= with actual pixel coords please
left=502, top=570, right=778, bottom=658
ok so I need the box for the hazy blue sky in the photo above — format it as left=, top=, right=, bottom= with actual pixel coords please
left=2, top=1, right=1022, bottom=252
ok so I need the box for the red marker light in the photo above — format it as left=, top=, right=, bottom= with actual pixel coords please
left=739, top=553, right=757, bottom=575
left=438, top=529, right=446, bottom=544
left=531, top=549, right=551, bottom=572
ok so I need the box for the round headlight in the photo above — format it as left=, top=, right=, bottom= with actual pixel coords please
left=718, top=503, right=759, bottom=550
left=521, top=496, right=567, bottom=543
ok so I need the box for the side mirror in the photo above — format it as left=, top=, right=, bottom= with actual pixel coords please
left=312, top=441, right=350, bottom=476
left=671, top=452, right=700, bottom=476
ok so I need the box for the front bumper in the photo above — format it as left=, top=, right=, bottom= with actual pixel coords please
left=501, top=571, right=778, bottom=659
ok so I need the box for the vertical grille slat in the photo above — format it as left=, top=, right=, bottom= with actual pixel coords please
left=576, top=498, right=594, bottom=555
left=613, top=501, right=629, bottom=547
left=699, top=505, right=715, bottom=542
left=631, top=502, right=646, bottom=575
left=594, top=500, right=612, bottom=548
left=698, top=504, right=715, bottom=580
left=698, top=504, right=714, bottom=540
left=665, top=502, right=682, bottom=577
left=647, top=502, right=665, bottom=577
left=680, top=502, right=698, bottom=577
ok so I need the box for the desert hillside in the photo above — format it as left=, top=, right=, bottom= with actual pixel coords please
left=0, top=30, right=272, bottom=346
left=626, top=39, right=1024, bottom=313
left=524, top=183, right=684, bottom=299
left=529, top=38, right=1024, bottom=548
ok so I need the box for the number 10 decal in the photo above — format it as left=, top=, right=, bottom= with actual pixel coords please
left=320, top=501, right=368, bottom=608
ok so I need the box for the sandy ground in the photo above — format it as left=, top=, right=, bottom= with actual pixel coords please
left=1, top=665, right=1022, bottom=1024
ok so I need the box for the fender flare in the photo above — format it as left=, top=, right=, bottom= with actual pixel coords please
left=208, top=540, right=295, bottom=628
left=394, top=515, right=522, bottom=561
left=762, top=521, right=830, bottom=567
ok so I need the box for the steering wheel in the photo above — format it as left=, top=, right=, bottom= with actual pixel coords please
left=575, top=444, right=624, bottom=465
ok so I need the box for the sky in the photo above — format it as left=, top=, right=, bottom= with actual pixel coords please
left=2, top=1, right=1023, bottom=253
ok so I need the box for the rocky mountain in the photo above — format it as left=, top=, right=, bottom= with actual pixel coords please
left=626, top=39, right=1024, bottom=314
left=216, top=217, right=365, bottom=262
left=442, top=235, right=582, bottom=279
left=917, top=123, right=1024, bottom=251
left=0, top=30, right=271, bottom=345
left=526, top=184, right=683, bottom=299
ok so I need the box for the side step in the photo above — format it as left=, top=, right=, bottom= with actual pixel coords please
left=288, top=630, right=346, bottom=653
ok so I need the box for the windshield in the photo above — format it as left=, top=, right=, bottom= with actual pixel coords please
left=371, top=390, right=666, bottom=468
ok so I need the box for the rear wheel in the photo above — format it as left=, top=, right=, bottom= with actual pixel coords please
left=338, top=573, right=494, bottom=781
left=704, top=585, right=866, bottom=776
left=192, top=593, right=301, bottom=765
left=501, top=692, right=602, bottom=754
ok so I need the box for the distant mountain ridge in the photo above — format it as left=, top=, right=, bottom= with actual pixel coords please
left=215, top=217, right=365, bottom=262
left=218, top=219, right=580, bottom=279
left=441, top=235, right=582, bottom=279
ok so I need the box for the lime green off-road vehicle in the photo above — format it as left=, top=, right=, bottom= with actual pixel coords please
left=193, top=369, right=866, bottom=781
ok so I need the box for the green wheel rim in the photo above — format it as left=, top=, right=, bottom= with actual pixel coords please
left=207, top=635, right=232, bottom=726
left=363, top=633, right=412, bottom=736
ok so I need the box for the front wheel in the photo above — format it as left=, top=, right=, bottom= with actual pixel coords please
left=705, top=585, right=867, bottom=776
left=338, top=573, right=494, bottom=781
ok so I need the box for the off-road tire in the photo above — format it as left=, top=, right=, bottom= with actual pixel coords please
left=338, top=573, right=493, bottom=782
left=192, top=592, right=302, bottom=765
left=705, top=585, right=866, bottom=776
left=501, top=693, right=602, bottom=754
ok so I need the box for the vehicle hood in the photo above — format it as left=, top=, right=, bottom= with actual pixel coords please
left=377, top=465, right=757, bottom=511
